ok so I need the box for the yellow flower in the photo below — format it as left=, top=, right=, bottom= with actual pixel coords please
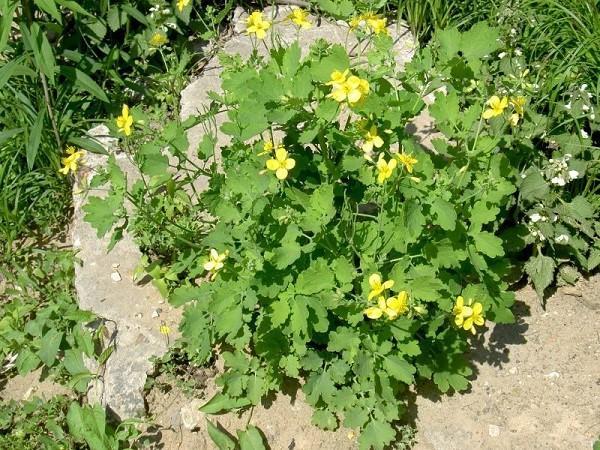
left=116, top=104, right=133, bottom=136
left=288, top=8, right=311, bottom=29
left=149, top=32, right=168, bottom=47
left=246, top=11, right=271, bottom=39
left=59, top=146, right=85, bottom=175
left=482, top=95, right=508, bottom=119
left=367, top=273, right=394, bottom=301
left=326, top=69, right=349, bottom=88
left=510, top=96, right=525, bottom=117
left=386, top=291, right=409, bottom=319
left=266, top=146, right=295, bottom=180
left=176, top=0, right=189, bottom=12
left=361, top=125, right=384, bottom=155
left=376, top=154, right=397, bottom=184
left=159, top=322, right=170, bottom=335
left=453, top=296, right=485, bottom=334
left=452, top=296, right=473, bottom=327
left=367, top=17, right=388, bottom=35
left=327, top=71, right=369, bottom=105
left=203, top=248, right=228, bottom=280
left=395, top=152, right=418, bottom=174
left=462, top=301, right=485, bottom=335
left=364, top=293, right=407, bottom=320
left=348, top=16, right=362, bottom=30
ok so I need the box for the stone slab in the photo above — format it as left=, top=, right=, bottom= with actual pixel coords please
left=72, top=125, right=181, bottom=419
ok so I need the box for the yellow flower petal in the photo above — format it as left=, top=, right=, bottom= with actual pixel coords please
left=275, top=167, right=288, bottom=180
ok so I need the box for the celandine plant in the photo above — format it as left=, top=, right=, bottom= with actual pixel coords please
left=83, top=13, right=596, bottom=449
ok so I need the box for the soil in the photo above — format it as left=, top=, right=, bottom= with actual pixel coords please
left=142, top=275, right=600, bottom=450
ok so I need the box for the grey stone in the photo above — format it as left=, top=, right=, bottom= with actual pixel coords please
left=72, top=125, right=180, bottom=419
left=179, top=398, right=205, bottom=431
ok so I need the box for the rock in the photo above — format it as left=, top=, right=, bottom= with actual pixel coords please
left=544, top=371, right=560, bottom=380
left=110, top=271, right=122, bottom=282
left=151, top=308, right=161, bottom=318
left=488, top=424, right=501, bottom=437
left=509, top=366, right=518, bottom=375
left=180, top=399, right=205, bottom=431
left=72, top=125, right=181, bottom=419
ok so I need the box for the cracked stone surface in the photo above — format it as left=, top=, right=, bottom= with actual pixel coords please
left=72, top=125, right=181, bottom=419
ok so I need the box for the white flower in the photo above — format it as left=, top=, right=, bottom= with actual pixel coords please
left=580, top=129, right=589, bottom=139
left=555, top=234, right=569, bottom=244
left=551, top=176, right=566, bottom=186
left=580, top=84, right=588, bottom=91
left=564, top=102, right=571, bottom=110
left=498, top=52, right=506, bottom=59
left=582, top=104, right=590, bottom=111
left=568, top=170, right=579, bottom=180
left=515, top=48, right=522, bottom=56
left=530, top=213, right=542, bottom=223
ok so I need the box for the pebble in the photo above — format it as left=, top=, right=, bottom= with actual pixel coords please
left=111, top=263, right=120, bottom=269
left=544, top=371, right=560, bottom=379
left=488, top=424, right=501, bottom=437
left=135, top=312, right=143, bottom=319
left=111, top=271, right=122, bottom=282
left=509, top=367, right=518, bottom=375
left=151, top=308, right=162, bottom=318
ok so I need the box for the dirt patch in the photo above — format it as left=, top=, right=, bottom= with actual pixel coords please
left=0, top=369, right=72, bottom=402
left=143, top=276, right=600, bottom=449
left=412, top=275, right=600, bottom=450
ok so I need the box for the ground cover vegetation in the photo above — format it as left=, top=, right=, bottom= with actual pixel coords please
left=0, top=0, right=598, bottom=448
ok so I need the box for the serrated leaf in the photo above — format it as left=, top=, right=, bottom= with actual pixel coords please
left=38, top=328, right=63, bottom=367
left=471, top=231, right=504, bottom=257
left=358, top=419, right=396, bottom=450
left=524, top=253, right=555, bottom=298
left=383, top=354, right=415, bottom=384
left=520, top=171, right=549, bottom=201
left=83, top=194, right=123, bottom=238
left=430, top=197, right=456, bottom=231
left=312, top=410, right=338, bottom=430
left=295, top=259, right=334, bottom=295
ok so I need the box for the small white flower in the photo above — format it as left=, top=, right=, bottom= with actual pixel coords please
left=564, top=153, right=572, bottom=159
left=510, top=28, right=517, bottom=35
left=568, top=170, right=579, bottom=179
left=580, top=84, right=588, bottom=91
left=581, top=129, right=589, bottom=139
left=564, top=102, right=571, bottom=110
left=551, top=176, right=566, bottom=186
left=515, top=48, right=522, bottom=56
left=530, top=213, right=542, bottom=223
left=552, top=214, right=558, bottom=222
left=498, top=52, right=507, bottom=59
left=538, top=232, right=546, bottom=241
left=582, top=104, right=590, bottom=111
left=521, top=173, right=527, bottom=179
left=555, top=234, right=569, bottom=244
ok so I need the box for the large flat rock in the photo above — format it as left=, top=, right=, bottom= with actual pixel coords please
left=72, top=125, right=181, bottom=419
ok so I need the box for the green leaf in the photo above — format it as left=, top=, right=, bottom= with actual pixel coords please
left=121, top=4, right=148, bottom=25
left=470, top=200, right=499, bottom=228
left=26, top=109, right=45, bottom=170
left=299, top=184, right=336, bottom=233
left=524, top=253, right=556, bottom=298
left=37, top=328, right=63, bottom=367
left=295, top=259, right=335, bottom=295
left=33, top=0, right=62, bottom=23
left=461, top=22, right=501, bottom=61
left=358, top=419, right=396, bottom=450
left=430, top=197, right=456, bottom=231
left=200, top=393, right=248, bottom=414
left=83, top=194, right=123, bottom=238
left=206, top=420, right=236, bottom=450
left=237, top=425, right=267, bottom=450
left=68, top=136, right=108, bottom=155
left=15, top=349, right=41, bottom=375
left=282, top=41, right=301, bottom=77
left=520, top=170, right=549, bottom=201
left=312, top=410, right=338, bottom=430
left=471, top=231, right=504, bottom=257
left=310, top=44, right=350, bottom=82
left=59, top=66, right=109, bottom=102
left=383, top=354, right=415, bottom=384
